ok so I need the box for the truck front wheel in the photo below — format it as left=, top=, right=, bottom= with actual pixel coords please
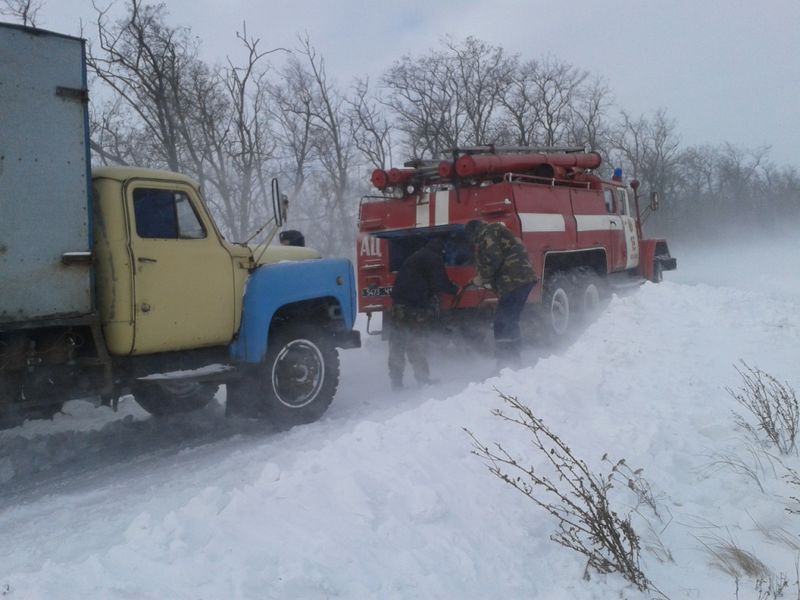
left=132, top=381, right=218, bottom=416
left=227, top=324, right=340, bottom=429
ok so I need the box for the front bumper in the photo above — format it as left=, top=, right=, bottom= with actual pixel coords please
left=333, top=329, right=362, bottom=349
left=657, top=256, right=678, bottom=271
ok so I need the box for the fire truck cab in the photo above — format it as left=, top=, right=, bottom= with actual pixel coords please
left=357, top=146, right=676, bottom=342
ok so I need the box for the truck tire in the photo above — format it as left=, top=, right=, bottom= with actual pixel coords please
left=571, top=268, right=606, bottom=325
left=540, top=272, right=572, bottom=341
left=0, top=380, right=64, bottom=429
left=132, top=381, right=218, bottom=416
left=227, top=324, right=339, bottom=429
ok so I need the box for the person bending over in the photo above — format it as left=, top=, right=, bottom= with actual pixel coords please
left=388, top=238, right=458, bottom=390
left=465, top=220, right=537, bottom=367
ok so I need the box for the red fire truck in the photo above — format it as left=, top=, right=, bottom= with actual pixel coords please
left=357, top=146, right=676, bottom=342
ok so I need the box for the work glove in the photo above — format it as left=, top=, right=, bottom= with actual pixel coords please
left=472, top=275, right=492, bottom=289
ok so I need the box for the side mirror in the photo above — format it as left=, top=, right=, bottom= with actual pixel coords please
left=270, top=178, right=285, bottom=227
left=650, top=191, right=660, bottom=211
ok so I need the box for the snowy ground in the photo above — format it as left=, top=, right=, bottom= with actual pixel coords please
left=1, top=234, right=799, bottom=600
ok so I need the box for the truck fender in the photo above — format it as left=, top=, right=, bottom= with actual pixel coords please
left=230, top=258, right=357, bottom=363
left=638, top=239, right=674, bottom=281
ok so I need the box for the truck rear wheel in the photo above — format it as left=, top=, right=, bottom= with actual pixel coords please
left=0, top=377, right=64, bottom=429
left=541, top=272, right=572, bottom=341
left=0, top=400, right=63, bottom=429
left=572, top=268, right=606, bottom=324
left=227, top=324, right=339, bottom=429
left=132, top=381, right=218, bottom=416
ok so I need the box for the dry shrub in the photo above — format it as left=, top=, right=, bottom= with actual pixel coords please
left=729, top=362, right=799, bottom=455
left=698, top=533, right=794, bottom=600
left=466, top=391, right=654, bottom=592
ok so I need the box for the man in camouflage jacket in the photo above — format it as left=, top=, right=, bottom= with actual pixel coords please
left=465, top=220, right=537, bottom=365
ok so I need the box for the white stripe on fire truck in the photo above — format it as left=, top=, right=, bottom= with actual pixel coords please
left=416, top=200, right=430, bottom=227
left=434, top=190, right=449, bottom=225
left=519, top=213, right=566, bottom=233
left=575, top=215, right=620, bottom=232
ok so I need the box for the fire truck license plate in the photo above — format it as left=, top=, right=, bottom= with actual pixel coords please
left=361, top=286, right=392, bottom=297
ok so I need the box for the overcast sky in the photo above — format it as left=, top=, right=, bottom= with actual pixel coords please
left=37, top=0, right=800, bottom=168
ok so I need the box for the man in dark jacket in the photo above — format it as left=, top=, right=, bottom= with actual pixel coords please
left=388, top=238, right=458, bottom=390
left=465, top=220, right=537, bottom=366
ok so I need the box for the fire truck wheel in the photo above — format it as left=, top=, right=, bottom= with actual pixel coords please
left=541, top=273, right=572, bottom=340
left=572, top=269, right=606, bottom=324
left=228, top=324, right=339, bottom=430
left=133, top=381, right=218, bottom=416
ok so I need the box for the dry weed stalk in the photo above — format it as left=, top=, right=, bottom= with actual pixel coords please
left=466, top=391, right=653, bottom=592
left=729, top=362, right=799, bottom=455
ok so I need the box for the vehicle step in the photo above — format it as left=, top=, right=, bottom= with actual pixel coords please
left=136, top=364, right=236, bottom=383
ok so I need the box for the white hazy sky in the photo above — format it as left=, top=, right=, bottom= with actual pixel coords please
left=38, top=0, right=800, bottom=168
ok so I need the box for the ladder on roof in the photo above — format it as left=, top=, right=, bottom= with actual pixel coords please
left=444, top=144, right=589, bottom=156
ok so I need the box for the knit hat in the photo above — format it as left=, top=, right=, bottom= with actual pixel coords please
left=279, top=230, right=305, bottom=247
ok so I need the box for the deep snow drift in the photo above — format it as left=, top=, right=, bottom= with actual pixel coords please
left=1, top=235, right=799, bottom=600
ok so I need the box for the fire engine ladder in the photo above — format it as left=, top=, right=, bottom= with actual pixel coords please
left=444, top=145, right=588, bottom=156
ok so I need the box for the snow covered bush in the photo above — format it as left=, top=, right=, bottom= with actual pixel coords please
left=466, top=391, right=652, bottom=592
left=729, top=362, right=799, bottom=455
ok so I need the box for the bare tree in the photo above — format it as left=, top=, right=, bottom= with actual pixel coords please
left=382, top=45, right=463, bottom=157
left=89, top=95, right=146, bottom=166
left=189, top=26, right=286, bottom=240
left=0, top=0, right=44, bottom=27
left=655, top=141, right=800, bottom=241
left=87, top=0, right=202, bottom=171
left=445, top=36, right=516, bottom=146
left=499, top=57, right=592, bottom=148
left=302, top=36, right=350, bottom=223
left=270, top=35, right=361, bottom=256
left=568, top=76, right=612, bottom=154
left=381, top=37, right=516, bottom=157
left=534, top=57, right=589, bottom=147
left=608, top=109, right=680, bottom=195
left=86, top=1, right=293, bottom=240
left=268, top=51, right=319, bottom=202
left=497, top=59, right=539, bottom=146
left=347, top=77, right=393, bottom=171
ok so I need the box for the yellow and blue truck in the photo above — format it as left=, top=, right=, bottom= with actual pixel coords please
left=0, top=23, right=360, bottom=428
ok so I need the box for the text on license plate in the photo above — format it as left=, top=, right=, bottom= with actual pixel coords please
left=361, top=286, right=392, bottom=297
